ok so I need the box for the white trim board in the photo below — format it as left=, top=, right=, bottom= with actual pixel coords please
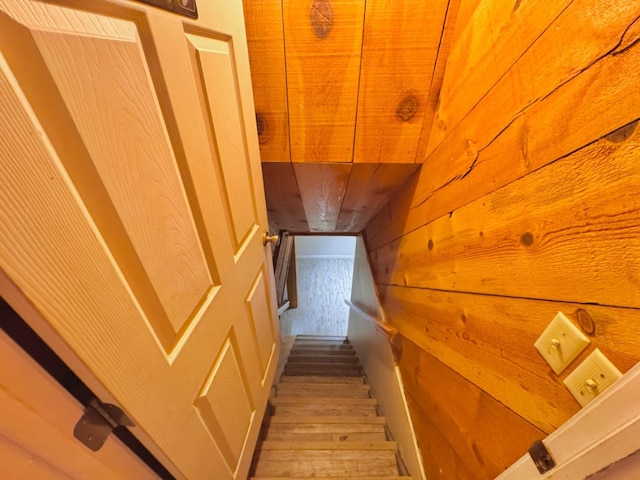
left=296, top=254, right=355, bottom=259
left=497, top=361, right=640, bottom=479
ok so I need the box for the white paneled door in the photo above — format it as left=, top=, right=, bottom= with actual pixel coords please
left=0, top=0, right=280, bottom=478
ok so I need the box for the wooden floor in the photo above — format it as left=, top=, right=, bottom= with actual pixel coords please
left=279, top=258, right=353, bottom=337
left=250, top=335, right=412, bottom=479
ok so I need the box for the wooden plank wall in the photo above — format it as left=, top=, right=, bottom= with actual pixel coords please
left=364, top=0, right=640, bottom=478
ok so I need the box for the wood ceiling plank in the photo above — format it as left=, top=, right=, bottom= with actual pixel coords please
left=262, top=162, right=309, bottom=232
left=293, top=163, right=352, bottom=232
left=336, top=163, right=418, bottom=232
left=283, top=0, right=365, bottom=163
left=353, top=0, right=449, bottom=164
left=243, top=0, right=290, bottom=162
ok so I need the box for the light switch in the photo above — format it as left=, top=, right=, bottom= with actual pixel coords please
left=564, top=349, right=622, bottom=407
left=534, top=311, right=590, bottom=374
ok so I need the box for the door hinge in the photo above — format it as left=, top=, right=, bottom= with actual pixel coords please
left=135, top=0, right=198, bottom=19
left=73, top=398, right=135, bottom=452
left=529, top=439, right=556, bottom=474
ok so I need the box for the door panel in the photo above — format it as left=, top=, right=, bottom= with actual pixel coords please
left=0, top=1, right=279, bottom=478
left=17, top=4, right=215, bottom=341
left=185, top=32, right=260, bottom=254
left=246, top=267, right=278, bottom=381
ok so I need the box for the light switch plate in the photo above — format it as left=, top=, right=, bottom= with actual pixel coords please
left=534, top=311, right=590, bottom=374
left=564, top=349, right=622, bottom=407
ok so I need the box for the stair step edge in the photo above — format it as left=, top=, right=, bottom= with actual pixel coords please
left=251, top=477, right=413, bottom=480
left=257, top=441, right=397, bottom=451
left=285, top=362, right=360, bottom=369
left=277, top=383, right=370, bottom=390
left=267, top=415, right=387, bottom=424
left=295, top=335, right=348, bottom=339
left=270, top=397, right=377, bottom=405
left=279, top=375, right=366, bottom=384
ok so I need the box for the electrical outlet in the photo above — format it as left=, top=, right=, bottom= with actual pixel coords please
left=564, top=349, right=622, bottom=407
left=534, top=311, right=590, bottom=374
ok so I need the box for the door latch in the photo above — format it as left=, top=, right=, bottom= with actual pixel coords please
left=73, top=398, right=134, bottom=451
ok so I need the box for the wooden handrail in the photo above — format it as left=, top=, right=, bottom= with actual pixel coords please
left=344, top=299, right=398, bottom=338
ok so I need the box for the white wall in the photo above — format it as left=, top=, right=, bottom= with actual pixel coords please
left=347, top=236, right=425, bottom=480
left=294, top=235, right=356, bottom=257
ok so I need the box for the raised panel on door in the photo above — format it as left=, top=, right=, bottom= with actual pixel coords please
left=0, top=2, right=219, bottom=352
left=185, top=32, right=260, bottom=257
left=245, top=267, right=278, bottom=383
left=194, top=331, right=255, bottom=471
left=0, top=1, right=279, bottom=478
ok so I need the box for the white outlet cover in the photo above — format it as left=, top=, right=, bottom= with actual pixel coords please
left=564, top=348, right=622, bottom=407
left=534, top=311, right=590, bottom=374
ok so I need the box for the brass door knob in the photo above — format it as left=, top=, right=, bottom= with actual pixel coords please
left=263, top=232, right=279, bottom=246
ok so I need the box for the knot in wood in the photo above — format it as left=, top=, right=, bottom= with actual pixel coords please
left=396, top=95, right=419, bottom=122
left=520, top=232, right=534, bottom=246
left=255, top=112, right=268, bottom=144
left=605, top=120, right=638, bottom=143
left=576, top=308, right=596, bottom=335
left=310, top=0, right=334, bottom=39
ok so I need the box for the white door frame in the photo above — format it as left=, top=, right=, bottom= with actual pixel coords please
left=497, top=361, right=640, bottom=479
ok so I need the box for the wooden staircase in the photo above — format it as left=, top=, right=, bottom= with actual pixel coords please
left=250, top=335, right=411, bottom=479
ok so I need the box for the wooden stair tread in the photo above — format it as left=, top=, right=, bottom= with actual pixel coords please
left=249, top=477, right=413, bottom=480
left=295, top=336, right=348, bottom=340
left=290, top=348, right=357, bottom=355
left=265, top=432, right=387, bottom=442
left=295, top=335, right=348, bottom=340
left=276, top=383, right=370, bottom=399
left=257, top=441, right=397, bottom=451
left=285, top=362, right=360, bottom=369
left=272, top=406, right=378, bottom=416
left=268, top=415, right=387, bottom=424
left=284, top=363, right=362, bottom=374
left=290, top=346, right=354, bottom=352
left=251, top=449, right=399, bottom=477
left=266, top=421, right=385, bottom=432
left=285, top=362, right=360, bottom=367
left=277, top=383, right=370, bottom=391
left=275, top=392, right=370, bottom=399
left=270, top=397, right=376, bottom=405
left=284, top=371, right=363, bottom=377
left=287, top=355, right=360, bottom=363
left=277, top=382, right=370, bottom=389
left=279, top=375, right=365, bottom=384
